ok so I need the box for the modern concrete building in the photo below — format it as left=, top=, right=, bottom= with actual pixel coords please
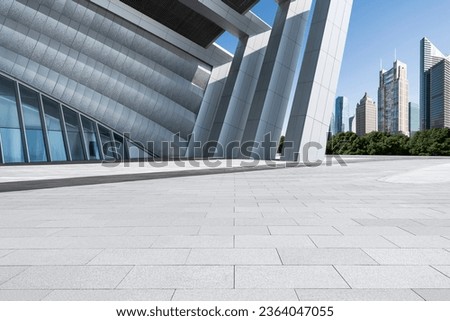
left=420, top=38, right=450, bottom=130
left=378, top=60, right=409, bottom=135
left=355, top=93, right=377, bottom=136
left=0, top=0, right=353, bottom=165
left=409, top=102, right=420, bottom=135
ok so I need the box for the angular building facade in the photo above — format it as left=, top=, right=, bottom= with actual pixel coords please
left=420, top=38, right=450, bottom=130
left=378, top=60, right=409, bottom=135
left=0, top=0, right=353, bottom=164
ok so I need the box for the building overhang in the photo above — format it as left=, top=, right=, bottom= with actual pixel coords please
left=118, top=0, right=268, bottom=48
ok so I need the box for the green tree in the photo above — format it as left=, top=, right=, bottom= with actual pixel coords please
left=409, top=128, right=450, bottom=156
left=360, top=132, right=410, bottom=155
left=326, top=132, right=362, bottom=155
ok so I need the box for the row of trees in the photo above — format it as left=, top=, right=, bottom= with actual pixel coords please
left=326, top=128, right=450, bottom=156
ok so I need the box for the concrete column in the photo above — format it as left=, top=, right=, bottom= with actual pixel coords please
left=186, top=62, right=231, bottom=157
left=284, top=0, right=353, bottom=163
left=209, top=31, right=270, bottom=156
left=241, top=0, right=312, bottom=160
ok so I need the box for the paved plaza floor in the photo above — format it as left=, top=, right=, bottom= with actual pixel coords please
left=0, top=157, right=450, bottom=301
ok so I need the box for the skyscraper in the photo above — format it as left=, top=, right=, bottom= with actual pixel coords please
left=356, top=93, right=377, bottom=136
left=409, top=102, right=420, bottom=135
left=333, top=96, right=348, bottom=134
left=420, top=38, right=450, bottom=129
left=378, top=60, right=409, bottom=135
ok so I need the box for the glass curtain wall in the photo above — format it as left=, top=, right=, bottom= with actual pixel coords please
left=0, top=73, right=153, bottom=164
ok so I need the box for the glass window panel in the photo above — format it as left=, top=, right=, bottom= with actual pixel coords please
left=63, top=107, right=85, bottom=161
left=42, top=97, right=67, bottom=161
left=81, top=116, right=101, bottom=160
left=98, top=125, right=115, bottom=160
left=19, top=85, right=48, bottom=162
left=113, top=133, right=126, bottom=161
left=0, top=75, right=24, bottom=163
left=128, top=141, right=150, bottom=159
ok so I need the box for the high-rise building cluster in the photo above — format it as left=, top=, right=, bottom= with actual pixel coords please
left=333, top=37, right=450, bottom=137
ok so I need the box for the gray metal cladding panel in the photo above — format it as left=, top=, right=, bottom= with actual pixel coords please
left=0, top=0, right=211, bottom=146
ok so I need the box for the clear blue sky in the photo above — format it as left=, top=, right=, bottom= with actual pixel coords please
left=216, top=0, right=450, bottom=121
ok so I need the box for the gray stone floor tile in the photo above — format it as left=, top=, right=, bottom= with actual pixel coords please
left=0, top=220, right=45, bottom=228
left=294, top=218, right=360, bottom=226
left=152, top=236, right=233, bottom=248
left=413, top=289, right=450, bottom=301
left=0, top=266, right=132, bottom=289
left=400, top=226, right=450, bottom=236
left=235, top=219, right=298, bottom=226
left=235, top=266, right=349, bottom=289
left=334, top=226, right=412, bottom=236
left=384, top=236, right=450, bottom=248
left=336, top=266, right=450, bottom=289
left=172, top=289, right=298, bottom=301
left=53, top=227, right=133, bottom=237
left=43, top=289, right=174, bottom=301
left=353, top=219, right=424, bottom=227
left=433, top=265, right=450, bottom=278
left=199, top=226, right=269, bottom=235
left=128, top=226, right=200, bottom=236
left=295, top=289, right=423, bottom=301
left=268, top=226, right=341, bottom=235
left=0, top=228, right=62, bottom=237
left=311, top=236, right=397, bottom=248
left=186, top=249, right=281, bottom=265
left=235, top=236, right=316, bottom=248
left=88, top=249, right=190, bottom=265
left=278, top=249, right=377, bottom=265
left=171, top=218, right=234, bottom=226
left=364, top=249, right=450, bottom=265
left=0, top=290, right=51, bottom=301
left=206, top=212, right=263, bottom=218
left=316, top=212, right=376, bottom=219
left=0, top=249, right=102, bottom=265
left=416, top=219, right=450, bottom=226
left=65, top=236, right=158, bottom=249
left=0, top=250, right=12, bottom=258
left=0, top=237, right=73, bottom=249
left=0, top=267, right=27, bottom=284
left=118, top=266, right=233, bottom=289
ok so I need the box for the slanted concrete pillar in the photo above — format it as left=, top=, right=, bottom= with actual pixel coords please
left=209, top=31, right=270, bottom=156
left=241, top=0, right=312, bottom=160
left=186, top=62, right=231, bottom=158
left=284, top=0, right=353, bottom=163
